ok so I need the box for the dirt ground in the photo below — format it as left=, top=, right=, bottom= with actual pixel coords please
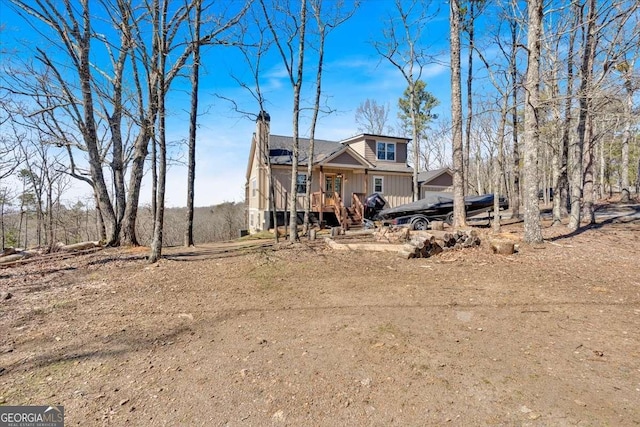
left=1, top=202, right=639, bottom=426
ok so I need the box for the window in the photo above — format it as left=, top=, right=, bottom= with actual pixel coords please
left=373, top=176, right=384, bottom=193
left=251, top=179, right=257, bottom=197
left=376, top=142, right=395, bottom=161
left=296, top=173, right=307, bottom=194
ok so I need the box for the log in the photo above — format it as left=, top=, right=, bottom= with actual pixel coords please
left=409, top=238, right=425, bottom=249
left=374, top=226, right=409, bottom=243
left=324, top=238, right=403, bottom=252
left=398, top=248, right=417, bottom=259
left=1, top=248, right=17, bottom=257
left=0, top=250, right=38, bottom=264
left=0, top=253, right=26, bottom=264
left=60, top=241, right=101, bottom=252
left=411, top=230, right=452, bottom=241
left=426, top=243, right=443, bottom=257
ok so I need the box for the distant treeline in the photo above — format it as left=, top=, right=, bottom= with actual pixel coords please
left=1, top=201, right=244, bottom=250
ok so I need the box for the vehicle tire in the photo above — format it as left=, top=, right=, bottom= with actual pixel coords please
left=445, top=212, right=454, bottom=226
left=411, top=217, right=429, bottom=230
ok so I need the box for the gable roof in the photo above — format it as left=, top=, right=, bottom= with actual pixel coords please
left=417, top=167, right=453, bottom=183
left=269, top=135, right=342, bottom=165
left=267, top=134, right=413, bottom=173
left=340, top=133, right=411, bottom=145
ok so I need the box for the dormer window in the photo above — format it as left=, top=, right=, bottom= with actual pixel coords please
left=377, top=142, right=395, bottom=161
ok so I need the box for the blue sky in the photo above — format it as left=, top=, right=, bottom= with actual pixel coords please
left=0, top=0, right=475, bottom=207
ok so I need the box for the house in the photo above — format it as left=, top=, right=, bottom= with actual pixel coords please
left=418, top=168, right=453, bottom=197
left=245, top=112, right=452, bottom=233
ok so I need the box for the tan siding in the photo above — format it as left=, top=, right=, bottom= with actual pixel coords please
left=343, top=172, right=365, bottom=207
left=330, top=151, right=362, bottom=165
left=350, top=140, right=366, bottom=158
left=371, top=173, right=413, bottom=207
left=363, top=139, right=377, bottom=162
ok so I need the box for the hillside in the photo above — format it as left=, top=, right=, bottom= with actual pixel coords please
left=1, top=201, right=639, bottom=425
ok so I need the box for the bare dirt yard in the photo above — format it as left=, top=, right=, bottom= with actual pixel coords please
left=1, top=201, right=639, bottom=426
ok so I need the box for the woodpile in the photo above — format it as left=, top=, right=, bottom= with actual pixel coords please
left=398, top=230, right=481, bottom=259
left=373, top=226, right=410, bottom=243
left=325, top=227, right=482, bottom=260
left=324, top=238, right=405, bottom=253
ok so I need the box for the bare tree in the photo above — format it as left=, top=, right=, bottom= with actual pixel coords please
left=450, top=0, right=466, bottom=227
left=355, top=99, right=391, bottom=134
left=508, top=0, right=522, bottom=219
left=260, top=0, right=308, bottom=242
left=374, top=0, right=436, bottom=201
left=302, top=0, right=357, bottom=234
left=521, top=0, right=543, bottom=243
left=8, top=0, right=119, bottom=244
left=461, top=0, right=487, bottom=196
left=184, top=0, right=203, bottom=247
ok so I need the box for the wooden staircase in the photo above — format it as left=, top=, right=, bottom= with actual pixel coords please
left=339, top=193, right=365, bottom=230
left=345, top=206, right=363, bottom=230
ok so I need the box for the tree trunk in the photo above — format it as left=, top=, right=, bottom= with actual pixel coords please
left=522, top=0, right=543, bottom=244
left=303, top=9, right=326, bottom=235
left=510, top=17, right=520, bottom=219
left=582, top=115, right=596, bottom=224
left=184, top=0, right=201, bottom=247
left=93, top=189, right=106, bottom=242
left=569, top=0, right=596, bottom=231
left=450, top=0, right=466, bottom=228
left=287, top=0, right=307, bottom=242
left=493, top=94, right=508, bottom=232
left=149, top=0, right=167, bottom=263
left=1, top=195, right=5, bottom=250
left=620, top=79, right=632, bottom=202
left=464, top=0, right=475, bottom=197
left=77, top=0, right=118, bottom=245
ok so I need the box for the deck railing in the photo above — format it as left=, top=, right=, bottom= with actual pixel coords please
left=352, top=193, right=365, bottom=222
left=311, top=191, right=322, bottom=210
left=332, top=192, right=347, bottom=229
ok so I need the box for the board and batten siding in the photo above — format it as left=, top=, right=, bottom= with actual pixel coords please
left=372, top=173, right=412, bottom=207
left=270, top=167, right=412, bottom=210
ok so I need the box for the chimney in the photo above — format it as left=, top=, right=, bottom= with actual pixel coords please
left=256, top=110, right=271, bottom=161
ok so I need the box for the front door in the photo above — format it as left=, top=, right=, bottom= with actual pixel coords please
left=325, top=174, right=343, bottom=206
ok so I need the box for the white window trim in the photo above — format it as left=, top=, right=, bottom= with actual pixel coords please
left=376, top=141, right=396, bottom=162
left=373, top=176, right=384, bottom=193
left=251, top=178, right=257, bottom=198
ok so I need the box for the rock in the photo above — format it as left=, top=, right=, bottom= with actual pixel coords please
left=1, top=292, right=12, bottom=301
left=272, top=410, right=285, bottom=422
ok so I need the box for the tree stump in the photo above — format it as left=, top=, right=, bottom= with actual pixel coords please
left=490, top=239, right=515, bottom=255
left=431, top=221, right=444, bottom=231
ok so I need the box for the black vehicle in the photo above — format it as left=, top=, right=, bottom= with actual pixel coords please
left=364, top=191, right=509, bottom=230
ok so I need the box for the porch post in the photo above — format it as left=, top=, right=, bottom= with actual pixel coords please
left=364, top=169, right=369, bottom=195
left=319, top=166, right=324, bottom=226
